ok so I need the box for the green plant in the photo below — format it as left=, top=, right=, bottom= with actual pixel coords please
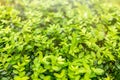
left=0, top=0, right=120, bottom=80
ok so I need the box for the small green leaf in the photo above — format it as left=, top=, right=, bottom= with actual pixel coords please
left=92, top=68, right=104, bottom=75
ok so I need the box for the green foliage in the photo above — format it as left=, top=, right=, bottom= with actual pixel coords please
left=0, top=0, right=120, bottom=80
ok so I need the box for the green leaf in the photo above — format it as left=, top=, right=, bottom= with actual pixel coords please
left=92, top=68, right=104, bottom=75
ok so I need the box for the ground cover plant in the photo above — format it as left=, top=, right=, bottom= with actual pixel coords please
left=0, top=0, right=120, bottom=80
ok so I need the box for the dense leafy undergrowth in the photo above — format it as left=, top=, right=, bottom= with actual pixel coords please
left=0, top=0, right=120, bottom=80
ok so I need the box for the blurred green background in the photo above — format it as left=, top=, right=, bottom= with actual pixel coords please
left=0, top=0, right=120, bottom=6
